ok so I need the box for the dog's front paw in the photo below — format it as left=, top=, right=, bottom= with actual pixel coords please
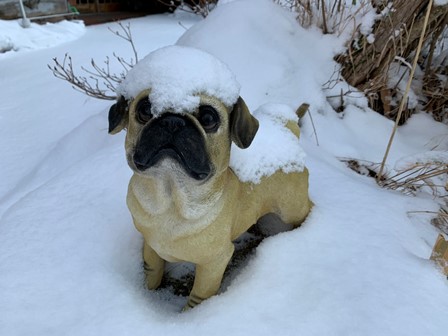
left=182, top=293, right=204, bottom=312
left=143, top=262, right=163, bottom=290
left=181, top=304, right=192, bottom=313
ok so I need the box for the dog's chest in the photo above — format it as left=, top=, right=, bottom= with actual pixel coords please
left=127, top=174, right=225, bottom=240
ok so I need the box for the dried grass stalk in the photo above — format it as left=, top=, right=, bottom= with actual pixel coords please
left=377, top=0, right=434, bottom=181
left=342, top=157, right=448, bottom=233
left=381, top=161, right=448, bottom=197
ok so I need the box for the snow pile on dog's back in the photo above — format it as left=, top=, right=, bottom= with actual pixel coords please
left=118, top=45, right=241, bottom=116
left=231, top=103, right=306, bottom=183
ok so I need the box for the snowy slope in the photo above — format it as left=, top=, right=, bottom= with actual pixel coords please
left=1, top=1, right=448, bottom=335
left=0, top=14, right=198, bottom=211
left=0, top=19, right=85, bottom=54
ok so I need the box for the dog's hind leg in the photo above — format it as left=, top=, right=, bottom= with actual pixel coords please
left=277, top=170, right=312, bottom=229
left=143, top=242, right=165, bottom=290
left=282, top=198, right=313, bottom=229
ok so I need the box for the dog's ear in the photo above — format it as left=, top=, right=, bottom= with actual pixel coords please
left=108, top=96, right=129, bottom=134
left=230, top=97, right=259, bottom=149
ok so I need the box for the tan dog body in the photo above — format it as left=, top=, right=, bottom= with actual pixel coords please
left=109, top=46, right=311, bottom=309
left=128, top=159, right=310, bottom=260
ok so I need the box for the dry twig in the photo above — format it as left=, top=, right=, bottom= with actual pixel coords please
left=48, top=54, right=117, bottom=100
left=381, top=162, right=448, bottom=197
left=108, top=22, right=139, bottom=65
left=48, top=23, right=138, bottom=101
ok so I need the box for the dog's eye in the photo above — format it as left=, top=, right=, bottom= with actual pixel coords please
left=135, top=99, right=153, bottom=124
left=198, top=105, right=220, bottom=133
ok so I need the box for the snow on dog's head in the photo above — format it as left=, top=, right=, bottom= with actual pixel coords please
left=117, top=45, right=241, bottom=116
left=117, top=45, right=306, bottom=184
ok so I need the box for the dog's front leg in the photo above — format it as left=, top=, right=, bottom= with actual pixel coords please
left=185, top=244, right=234, bottom=310
left=143, top=242, right=165, bottom=290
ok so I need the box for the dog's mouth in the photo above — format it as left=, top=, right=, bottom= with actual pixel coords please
left=131, top=114, right=212, bottom=181
left=134, top=144, right=210, bottom=181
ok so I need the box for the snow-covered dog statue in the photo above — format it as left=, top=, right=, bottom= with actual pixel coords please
left=108, top=45, right=312, bottom=310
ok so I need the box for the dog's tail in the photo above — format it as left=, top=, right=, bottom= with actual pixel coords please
left=286, top=103, right=309, bottom=139
left=296, top=103, right=310, bottom=119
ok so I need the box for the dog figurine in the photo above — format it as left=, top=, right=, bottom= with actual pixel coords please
left=108, top=46, right=312, bottom=310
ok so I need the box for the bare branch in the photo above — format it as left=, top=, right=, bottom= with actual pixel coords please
left=48, top=54, right=116, bottom=100
left=108, top=22, right=139, bottom=64
left=48, top=23, right=140, bottom=101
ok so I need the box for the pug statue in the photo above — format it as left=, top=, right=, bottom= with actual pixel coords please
left=108, top=45, right=312, bottom=310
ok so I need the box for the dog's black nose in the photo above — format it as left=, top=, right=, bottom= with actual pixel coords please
left=160, top=115, right=186, bottom=133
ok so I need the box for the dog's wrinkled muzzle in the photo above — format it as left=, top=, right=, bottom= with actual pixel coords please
left=133, top=114, right=211, bottom=181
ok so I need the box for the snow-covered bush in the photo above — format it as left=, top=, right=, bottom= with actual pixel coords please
left=336, top=0, right=448, bottom=124
left=276, top=0, right=376, bottom=39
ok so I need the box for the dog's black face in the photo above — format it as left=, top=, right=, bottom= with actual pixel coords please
left=133, top=112, right=212, bottom=181
left=109, top=90, right=259, bottom=184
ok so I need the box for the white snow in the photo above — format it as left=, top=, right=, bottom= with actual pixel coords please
left=387, top=61, right=424, bottom=110
left=435, top=0, right=448, bottom=6
left=0, top=19, right=85, bottom=55
left=1, top=1, right=448, bottom=335
left=118, top=45, right=240, bottom=115
left=230, top=103, right=306, bottom=183
left=177, top=0, right=342, bottom=113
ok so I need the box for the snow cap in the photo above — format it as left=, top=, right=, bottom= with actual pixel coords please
left=117, top=45, right=241, bottom=116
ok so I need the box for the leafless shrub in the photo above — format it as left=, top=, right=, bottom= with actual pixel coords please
left=48, top=23, right=137, bottom=100
left=321, top=64, right=369, bottom=112
left=49, top=55, right=118, bottom=100
left=341, top=156, right=448, bottom=233
left=276, top=0, right=372, bottom=37
left=342, top=156, right=448, bottom=198
left=337, top=0, right=448, bottom=123
left=381, top=161, right=448, bottom=197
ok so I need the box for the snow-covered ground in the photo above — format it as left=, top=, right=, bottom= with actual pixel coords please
left=1, top=0, right=448, bottom=335
left=0, top=19, right=85, bottom=53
